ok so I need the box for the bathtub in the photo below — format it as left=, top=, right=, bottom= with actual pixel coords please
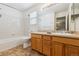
left=0, top=36, right=30, bottom=52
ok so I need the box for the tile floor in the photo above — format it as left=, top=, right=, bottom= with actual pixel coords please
left=0, top=45, right=43, bottom=56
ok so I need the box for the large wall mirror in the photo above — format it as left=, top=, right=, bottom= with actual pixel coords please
left=55, top=3, right=79, bottom=33
left=55, top=3, right=69, bottom=32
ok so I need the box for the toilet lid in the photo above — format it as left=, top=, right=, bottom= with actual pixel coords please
left=22, top=36, right=31, bottom=40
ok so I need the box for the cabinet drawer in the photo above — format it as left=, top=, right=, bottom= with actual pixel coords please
left=43, top=35, right=51, bottom=40
left=53, top=41, right=64, bottom=46
left=31, top=34, right=42, bottom=39
left=53, top=36, right=79, bottom=47
left=43, top=40, right=51, bottom=46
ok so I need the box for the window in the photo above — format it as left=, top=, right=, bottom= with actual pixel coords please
left=29, top=11, right=38, bottom=25
left=30, top=18, right=37, bottom=24
left=38, top=13, right=54, bottom=31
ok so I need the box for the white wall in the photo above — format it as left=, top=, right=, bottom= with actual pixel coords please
left=38, top=12, right=55, bottom=32
left=24, top=4, right=55, bottom=35
left=24, top=4, right=43, bottom=35
left=0, top=4, right=23, bottom=38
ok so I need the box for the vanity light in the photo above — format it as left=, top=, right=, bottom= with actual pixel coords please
left=40, top=3, right=56, bottom=11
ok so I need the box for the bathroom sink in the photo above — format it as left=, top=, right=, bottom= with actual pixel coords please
left=53, top=32, right=72, bottom=35
left=65, top=31, right=75, bottom=34
left=46, top=32, right=52, bottom=34
left=50, top=31, right=75, bottom=36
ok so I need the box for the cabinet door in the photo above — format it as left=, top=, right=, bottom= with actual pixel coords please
left=36, top=38, right=42, bottom=53
left=31, top=34, right=42, bottom=52
left=43, top=39, right=51, bottom=56
left=31, top=37, right=37, bottom=50
left=65, top=45, right=79, bottom=56
left=52, top=41, right=64, bottom=56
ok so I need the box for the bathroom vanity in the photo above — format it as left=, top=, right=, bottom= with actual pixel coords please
left=31, top=32, right=79, bottom=56
left=31, top=3, right=79, bottom=56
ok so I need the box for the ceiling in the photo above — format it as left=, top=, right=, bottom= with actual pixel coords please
left=3, top=3, right=39, bottom=11
left=2, top=3, right=74, bottom=12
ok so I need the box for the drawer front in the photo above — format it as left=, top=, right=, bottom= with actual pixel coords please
left=31, top=34, right=42, bottom=39
left=43, top=35, right=51, bottom=40
left=43, top=40, right=51, bottom=46
left=52, top=36, right=79, bottom=46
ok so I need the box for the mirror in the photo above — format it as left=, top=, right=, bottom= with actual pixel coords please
left=55, top=3, right=69, bottom=32
left=55, top=3, right=79, bottom=33
left=55, top=12, right=66, bottom=32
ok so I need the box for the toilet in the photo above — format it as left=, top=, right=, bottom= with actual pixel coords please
left=23, top=36, right=31, bottom=48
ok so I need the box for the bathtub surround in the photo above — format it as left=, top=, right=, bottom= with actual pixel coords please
left=0, top=4, right=24, bottom=37
left=0, top=36, right=31, bottom=52
left=0, top=4, right=26, bottom=52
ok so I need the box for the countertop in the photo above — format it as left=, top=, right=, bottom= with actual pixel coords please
left=31, top=32, right=79, bottom=39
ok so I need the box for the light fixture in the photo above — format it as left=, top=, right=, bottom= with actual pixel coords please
left=40, top=3, right=56, bottom=11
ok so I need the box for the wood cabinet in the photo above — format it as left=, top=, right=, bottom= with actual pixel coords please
left=65, top=45, right=79, bottom=56
left=42, top=35, right=51, bottom=56
left=31, top=34, right=52, bottom=55
left=52, top=36, right=79, bottom=56
left=36, top=37, right=42, bottom=52
left=31, top=33, right=79, bottom=56
left=31, top=34, right=42, bottom=53
left=52, top=37, right=65, bottom=56
left=52, top=41, right=64, bottom=56
left=31, top=37, right=37, bottom=50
